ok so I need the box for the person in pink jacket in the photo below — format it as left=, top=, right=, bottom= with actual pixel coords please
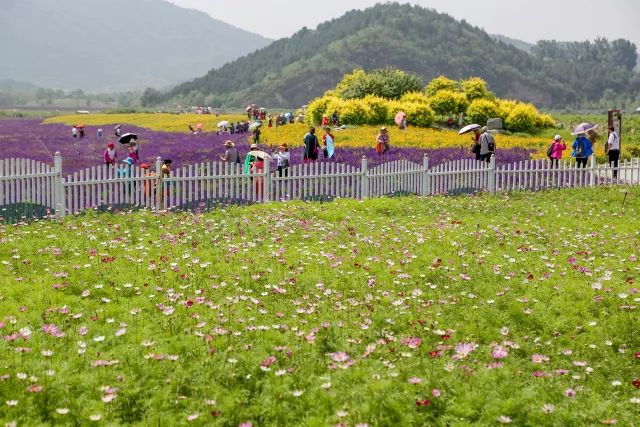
left=549, top=135, right=566, bottom=167
left=103, top=142, right=117, bottom=166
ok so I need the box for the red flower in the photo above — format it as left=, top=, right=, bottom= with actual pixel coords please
left=416, top=399, right=431, bottom=407
left=429, top=350, right=442, bottom=358
left=633, top=378, right=640, bottom=388
left=210, top=411, right=221, bottom=417
left=627, top=277, right=634, bottom=284
left=185, top=300, right=194, bottom=307
left=634, top=352, right=640, bottom=360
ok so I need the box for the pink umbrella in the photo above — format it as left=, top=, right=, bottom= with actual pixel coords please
left=395, top=111, right=406, bottom=127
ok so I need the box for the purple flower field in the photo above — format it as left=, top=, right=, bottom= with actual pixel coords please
left=0, top=119, right=533, bottom=175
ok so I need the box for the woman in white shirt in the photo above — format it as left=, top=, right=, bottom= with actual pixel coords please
left=273, top=143, right=290, bottom=177
left=607, top=126, right=620, bottom=179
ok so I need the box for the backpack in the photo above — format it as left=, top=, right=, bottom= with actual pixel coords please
left=546, top=143, right=554, bottom=159
left=481, top=133, right=495, bottom=152
left=574, top=139, right=584, bottom=157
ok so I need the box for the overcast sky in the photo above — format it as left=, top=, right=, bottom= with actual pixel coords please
left=168, top=0, right=640, bottom=46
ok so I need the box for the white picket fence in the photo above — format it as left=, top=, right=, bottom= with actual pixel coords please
left=1, top=152, right=639, bottom=222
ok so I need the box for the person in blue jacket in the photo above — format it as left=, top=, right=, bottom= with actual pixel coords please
left=571, top=133, right=593, bottom=168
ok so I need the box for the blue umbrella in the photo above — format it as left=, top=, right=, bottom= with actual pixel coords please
left=571, top=123, right=598, bottom=136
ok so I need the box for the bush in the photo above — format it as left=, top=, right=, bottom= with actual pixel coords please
left=400, top=92, right=430, bottom=105
left=363, top=95, right=390, bottom=125
left=505, top=104, right=540, bottom=133
left=336, top=68, right=423, bottom=100
left=306, top=96, right=334, bottom=125
left=425, top=76, right=459, bottom=96
left=466, top=99, right=501, bottom=126
left=404, top=103, right=435, bottom=128
left=339, top=99, right=370, bottom=126
left=461, top=77, right=494, bottom=102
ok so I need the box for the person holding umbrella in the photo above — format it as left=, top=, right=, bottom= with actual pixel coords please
left=250, top=151, right=270, bottom=200
left=127, top=142, right=139, bottom=165
left=103, top=142, right=117, bottom=166
left=479, top=127, right=496, bottom=163
left=571, top=123, right=596, bottom=168
left=244, top=144, right=260, bottom=174
left=303, top=127, right=319, bottom=163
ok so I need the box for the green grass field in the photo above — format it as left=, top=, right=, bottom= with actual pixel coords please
left=1, top=189, right=640, bottom=426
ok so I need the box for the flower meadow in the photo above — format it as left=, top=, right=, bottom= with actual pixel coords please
left=1, top=188, right=640, bottom=425
left=2, top=119, right=533, bottom=175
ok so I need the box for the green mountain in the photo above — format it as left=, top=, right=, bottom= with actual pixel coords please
left=0, top=0, right=271, bottom=92
left=491, top=34, right=534, bottom=53
left=163, top=2, right=639, bottom=108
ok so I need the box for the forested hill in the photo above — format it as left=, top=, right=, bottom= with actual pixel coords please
left=0, top=0, right=271, bottom=92
left=158, top=2, right=639, bottom=108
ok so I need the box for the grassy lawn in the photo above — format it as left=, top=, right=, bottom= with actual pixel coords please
left=1, top=188, right=639, bottom=426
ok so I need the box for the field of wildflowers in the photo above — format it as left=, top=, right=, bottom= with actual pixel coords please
left=0, top=188, right=639, bottom=425
left=2, top=118, right=533, bottom=175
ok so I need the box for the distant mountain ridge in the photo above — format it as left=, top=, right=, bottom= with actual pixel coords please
left=0, top=0, right=271, bottom=92
left=162, top=3, right=639, bottom=108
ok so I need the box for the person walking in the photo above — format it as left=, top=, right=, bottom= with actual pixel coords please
left=479, top=126, right=495, bottom=163
left=103, top=142, right=117, bottom=166
left=244, top=144, right=259, bottom=174
left=375, top=127, right=390, bottom=155
left=303, top=127, right=319, bottom=163
left=250, top=154, right=265, bottom=200
left=127, top=142, right=139, bottom=165
left=273, top=143, right=290, bottom=177
left=252, top=127, right=261, bottom=144
left=571, top=133, right=593, bottom=168
left=220, top=140, right=240, bottom=164
left=322, top=127, right=335, bottom=159
left=606, top=125, right=620, bottom=178
left=471, top=128, right=481, bottom=161
left=549, top=135, right=567, bottom=167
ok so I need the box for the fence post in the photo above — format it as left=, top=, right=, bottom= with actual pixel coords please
left=361, top=156, right=369, bottom=199
left=53, top=152, right=66, bottom=219
left=590, top=155, right=596, bottom=187
left=488, top=155, right=496, bottom=194
left=422, top=154, right=430, bottom=196
left=263, top=158, right=271, bottom=203
left=155, top=157, right=162, bottom=211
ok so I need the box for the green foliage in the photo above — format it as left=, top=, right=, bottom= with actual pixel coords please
left=305, top=95, right=335, bottom=125
left=505, top=103, right=543, bottom=133
left=404, top=102, right=435, bottom=127
left=425, top=76, right=459, bottom=96
left=335, top=68, right=423, bottom=100
left=467, top=99, right=501, bottom=126
left=363, top=95, right=390, bottom=125
left=338, top=98, right=370, bottom=126
left=400, top=92, right=430, bottom=104
left=461, top=77, right=494, bottom=102
left=429, top=90, right=458, bottom=117
left=1, top=189, right=640, bottom=425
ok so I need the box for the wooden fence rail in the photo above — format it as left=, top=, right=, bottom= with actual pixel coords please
left=0, top=152, right=638, bottom=223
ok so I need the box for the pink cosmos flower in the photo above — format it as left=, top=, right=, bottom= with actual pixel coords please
left=432, top=389, right=441, bottom=397
left=531, top=354, right=549, bottom=364
left=402, top=337, right=422, bottom=349
left=492, top=346, right=509, bottom=359
left=329, top=352, right=350, bottom=363
left=408, top=377, right=422, bottom=384
left=564, top=388, right=576, bottom=398
left=452, top=342, right=478, bottom=360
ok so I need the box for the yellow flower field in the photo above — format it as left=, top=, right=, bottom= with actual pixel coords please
left=47, top=113, right=553, bottom=152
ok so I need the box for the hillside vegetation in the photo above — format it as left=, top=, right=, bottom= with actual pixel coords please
left=0, top=0, right=271, bottom=92
left=158, top=3, right=639, bottom=109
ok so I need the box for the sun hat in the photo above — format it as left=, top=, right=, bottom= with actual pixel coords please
left=380, top=127, right=387, bottom=131
left=279, top=143, right=288, bottom=149
left=139, top=163, right=150, bottom=169
left=107, top=142, right=115, bottom=148
left=224, top=140, right=233, bottom=147
left=554, top=135, right=562, bottom=141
